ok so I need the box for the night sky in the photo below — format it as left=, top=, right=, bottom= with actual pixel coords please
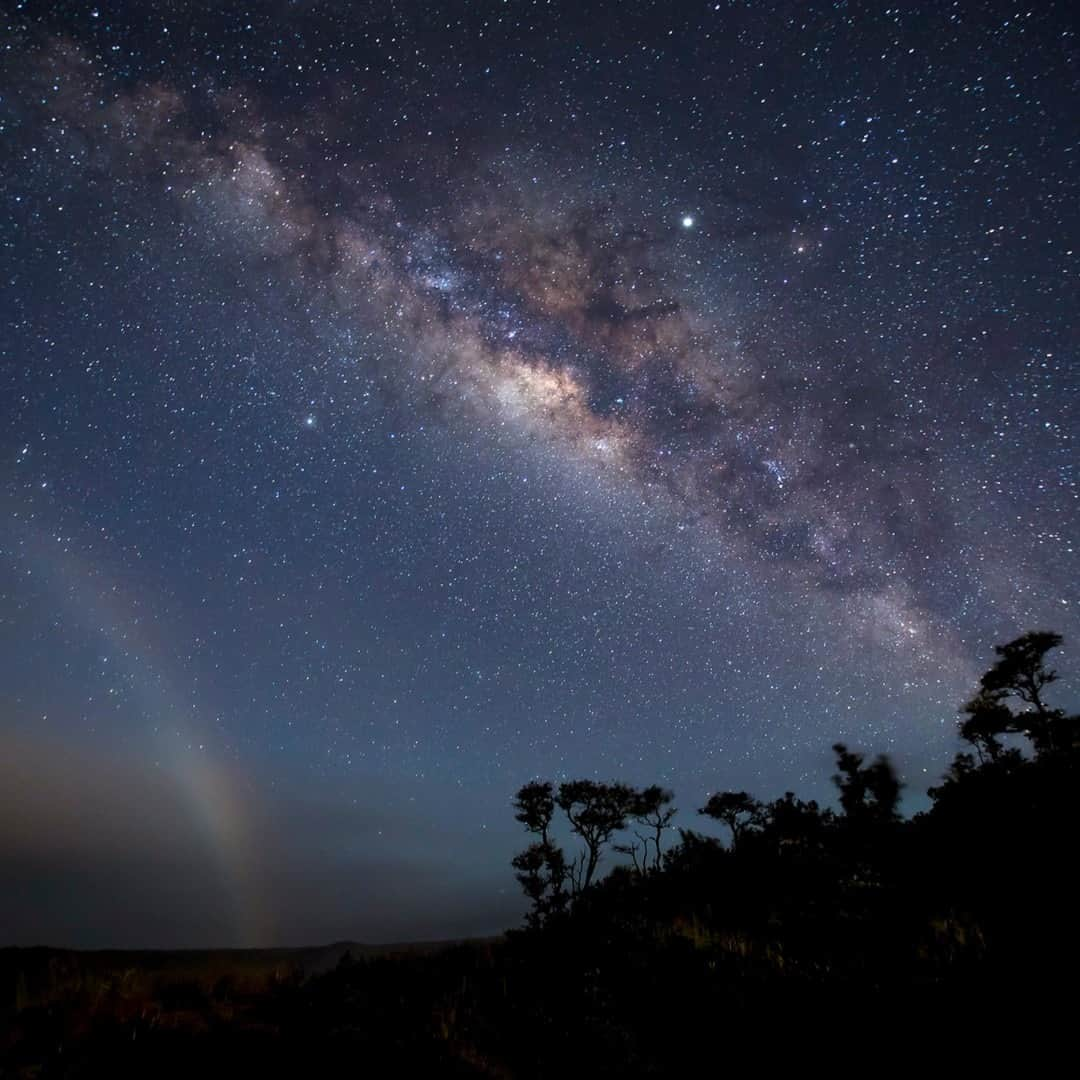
left=1, top=1, right=1077, bottom=948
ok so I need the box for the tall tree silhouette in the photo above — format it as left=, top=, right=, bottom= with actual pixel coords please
left=512, top=778, right=640, bottom=918
left=832, top=743, right=901, bottom=825
left=970, top=631, right=1074, bottom=755
left=761, top=791, right=831, bottom=852
left=618, top=785, right=676, bottom=872
left=958, top=690, right=1013, bottom=762
left=511, top=781, right=568, bottom=926
left=556, top=780, right=637, bottom=892
left=513, top=780, right=557, bottom=844
left=698, top=790, right=764, bottom=851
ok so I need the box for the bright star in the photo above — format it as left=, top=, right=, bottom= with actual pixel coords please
left=681, top=215, right=695, bottom=229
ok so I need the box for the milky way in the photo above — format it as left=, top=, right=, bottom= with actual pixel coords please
left=1, top=2, right=1077, bottom=947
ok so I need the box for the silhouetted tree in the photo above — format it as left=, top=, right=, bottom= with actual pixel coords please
left=698, top=790, right=764, bottom=850
left=512, top=781, right=568, bottom=926
left=556, top=780, right=637, bottom=891
left=760, top=791, right=831, bottom=851
left=511, top=842, right=568, bottom=927
left=514, top=780, right=557, bottom=845
left=832, top=743, right=901, bottom=825
left=981, top=630, right=1061, bottom=714
left=512, top=778, right=642, bottom=918
left=617, top=785, right=676, bottom=872
left=972, top=631, right=1075, bottom=755
left=958, top=690, right=1013, bottom=762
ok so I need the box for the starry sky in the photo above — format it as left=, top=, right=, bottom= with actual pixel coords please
left=1, top=0, right=1077, bottom=948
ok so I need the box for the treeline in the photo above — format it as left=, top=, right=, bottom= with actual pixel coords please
left=488, top=630, right=1080, bottom=1071
left=511, top=630, right=1079, bottom=930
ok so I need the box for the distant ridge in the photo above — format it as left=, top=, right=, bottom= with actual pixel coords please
left=1, top=938, right=503, bottom=1013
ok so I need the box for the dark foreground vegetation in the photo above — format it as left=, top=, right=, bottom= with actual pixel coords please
left=3, top=631, right=1078, bottom=1077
